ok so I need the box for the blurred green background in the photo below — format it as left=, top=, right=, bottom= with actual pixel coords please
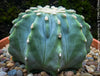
left=0, top=0, right=97, bottom=39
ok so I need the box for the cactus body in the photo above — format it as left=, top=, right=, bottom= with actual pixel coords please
left=8, top=5, right=93, bottom=76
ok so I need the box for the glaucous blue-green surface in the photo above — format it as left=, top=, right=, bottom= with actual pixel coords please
left=8, top=5, right=93, bottom=76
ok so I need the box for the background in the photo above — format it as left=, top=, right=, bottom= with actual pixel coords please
left=0, top=0, right=97, bottom=39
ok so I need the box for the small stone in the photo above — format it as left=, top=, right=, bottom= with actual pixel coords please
left=76, top=72, right=81, bottom=76
left=0, top=71, right=7, bottom=76
left=64, top=71, right=74, bottom=76
left=0, top=62, right=6, bottom=67
left=2, top=59, right=7, bottom=63
left=2, top=68, right=8, bottom=72
left=92, top=71, right=100, bottom=75
left=1, top=57, right=6, bottom=61
left=78, top=68, right=83, bottom=73
left=0, top=50, right=3, bottom=55
left=15, top=62, right=20, bottom=67
left=10, top=56, right=13, bottom=61
left=8, top=69, right=17, bottom=76
left=7, top=62, right=14, bottom=68
left=94, top=53, right=99, bottom=56
left=93, top=56, right=98, bottom=59
left=27, top=73, right=33, bottom=76
left=20, top=64, right=25, bottom=69
left=6, top=58, right=10, bottom=61
left=90, top=46, right=93, bottom=49
left=81, top=73, right=92, bottom=76
left=10, top=66, right=15, bottom=71
left=86, top=57, right=94, bottom=61
left=23, top=68, right=27, bottom=72
left=98, top=58, right=100, bottom=62
left=90, top=65, right=96, bottom=70
left=5, top=54, right=10, bottom=58
left=15, top=67, right=23, bottom=71
left=1, top=49, right=7, bottom=53
left=86, top=57, right=93, bottom=60
left=89, top=51, right=95, bottom=55
left=81, top=67, right=87, bottom=73
left=97, top=67, right=100, bottom=71
left=85, top=65, right=94, bottom=73
left=82, top=60, right=87, bottom=67
left=92, top=47, right=96, bottom=51
left=41, top=71, right=49, bottom=76
left=86, top=54, right=92, bottom=57
left=6, top=61, right=9, bottom=64
left=86, top=61, right=97, bottom=66
left=16, top=70, right=23, bottom=76
left=2, top=53, right=6, bottom=57
left=6, top=61, right=13, bottom=64
left=95, top=60, right=98, bottom=63
left=94, top=50, right=99, bottom=53
left=99, top=52, right=100, bottom=55
left=0, top=55, right=4, bottom=58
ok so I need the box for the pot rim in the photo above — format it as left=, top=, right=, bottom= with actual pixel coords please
left=0, top=36, right=100, bottom=50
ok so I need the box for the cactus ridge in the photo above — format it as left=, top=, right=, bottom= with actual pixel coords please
left=8, top=5, right=93, bottom=76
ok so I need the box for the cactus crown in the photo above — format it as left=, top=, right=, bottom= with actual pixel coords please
left=9, top=5, right=93, bottom=76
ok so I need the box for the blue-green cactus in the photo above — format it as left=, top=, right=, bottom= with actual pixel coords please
left=8, top=5, right=93, bottom=76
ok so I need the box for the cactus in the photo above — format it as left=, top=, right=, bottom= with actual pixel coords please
left=8, top=5, right=93, bottom=76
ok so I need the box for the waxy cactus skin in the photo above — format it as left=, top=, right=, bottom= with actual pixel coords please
left=8, top=5, right=93, bottom=76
